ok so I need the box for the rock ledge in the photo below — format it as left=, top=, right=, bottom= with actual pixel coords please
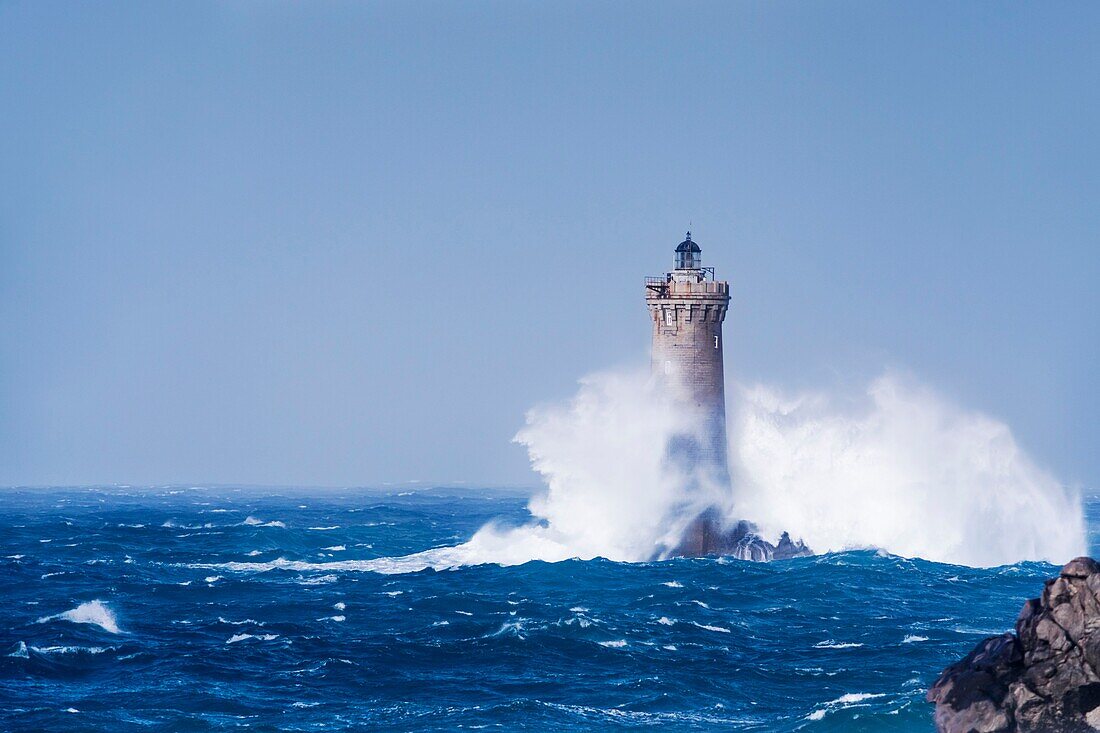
left=928, top=556, right=1100, bottom=732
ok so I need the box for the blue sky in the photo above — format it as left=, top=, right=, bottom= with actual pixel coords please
left=1, top=2, right=1096, bottom=489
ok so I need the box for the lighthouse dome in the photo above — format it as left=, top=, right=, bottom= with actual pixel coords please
left=675, top=232, right=701, bottom=253
left=674, top=232, right=701, bottom=269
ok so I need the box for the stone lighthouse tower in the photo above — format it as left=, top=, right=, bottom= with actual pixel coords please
left=645, top=232, right=731, bottom=485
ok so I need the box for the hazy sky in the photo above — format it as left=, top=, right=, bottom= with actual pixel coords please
left=2, top=2, right=1097, bottom=489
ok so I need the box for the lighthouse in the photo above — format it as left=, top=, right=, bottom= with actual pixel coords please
left=645, top=232, right=731, bottom=486
left=644, top=233, right=808, bottom=560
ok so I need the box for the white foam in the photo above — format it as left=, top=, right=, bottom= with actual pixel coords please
left=598, top=640, right=627, bottom=648
left=693, top=622, right=731, bottom=633
left=369, top=371, right=1084, bottom=570
left=807, top=692, right=886, bottom=721
left=732, top=375, right=1085, bottom=566
left=297, top=574, right=337, bottom=585
left=7, top=641, right=28, bottom=658
left=186, top=373, right=1083, bottom=576
left=32, top=645, right=110, bottom=655
left=308, top=526, right=339, bottom=531
left=657, top=617, right=676, bottom=626
left=814, top=640, right=863, bottom=649
left=662, top=581, right=683, bottom=588
left=333, top=602, right=346, bottom=611
left=242, top=516, right=286, bottom=528
left=832, top=693, right=886, bottom=704
left=902, top=634, right=929, bottom=644
left=218, top=617, right=264, bottom=626
left=226, top=633, right=278, bottom=644
left=322, top=545, right=346, bottom=552
left=36, top=600, right=121, bottom=634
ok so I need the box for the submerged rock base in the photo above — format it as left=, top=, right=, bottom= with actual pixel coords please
left=928, top=557, right=1100, bottom=732
left=667, top=507, right=812, bottom=561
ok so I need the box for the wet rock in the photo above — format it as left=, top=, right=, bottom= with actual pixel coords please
left=666, top=507, right=811, bottom=561
left=928, top=557, right=1100, bottom=732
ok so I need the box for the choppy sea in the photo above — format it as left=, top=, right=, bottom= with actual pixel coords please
left=2, top=487, right=1097, bottom=732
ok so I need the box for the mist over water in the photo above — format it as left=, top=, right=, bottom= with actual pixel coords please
left=443, top=368, right=1084, bottom=569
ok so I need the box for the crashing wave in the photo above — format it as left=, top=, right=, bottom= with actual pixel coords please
left=35, top=600, right=121, bottom=634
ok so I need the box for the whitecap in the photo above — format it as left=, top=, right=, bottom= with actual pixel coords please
left=662, top=581, right=683, bottom=588
left=297, top=574, right=338, bottom=585
left=383, top=591, right=404, bottom=597
left=455, top=610, right=473, bottom=616
left=832, top=693, right=885, bottom=704
left=7, top=641, right=28, bottom=658
left=662, top=644, right=677, bottom=651
left=598, top=640, right=627, bottom=648
left=32, top=645, right=110, bottom=655
left=488, top=621, right=525, bottom=639
left=218, top=617, right=265, bottom=626
left=226, top=633, right=279, bottom=644
left=813, top=640, right=864, bottom=649
left=333, top=602, right=346, bottom=611
left=902, top=635, right=929, bottom=644
left=322, top=545, right=346, bottom=552
left=692, top=622, right=731, bottom=633
left=242, top=516, right=286, bottom=528
left=806, top=691, right=885, bottom=721
left=308, top=526, right=339, bottom=531
left=657, top=617, right=676, bottom=626
left=319, top=615, right=345, bottom=622
left=204, top=576, right=222, bottom=584
left=36, top=600, right=121, bottom=634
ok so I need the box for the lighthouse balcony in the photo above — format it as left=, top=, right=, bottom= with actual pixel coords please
left=645, top=277, right=729, bottom=299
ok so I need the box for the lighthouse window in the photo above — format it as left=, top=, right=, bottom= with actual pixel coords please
left=714, top=336, right=719, bottom=349
left=665, top=309, right=675, bottom=326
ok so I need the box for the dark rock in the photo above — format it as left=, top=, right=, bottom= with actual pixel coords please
left=928, top=557, right=1100, bottom=732
left=666, top=507, right=812, bottom=561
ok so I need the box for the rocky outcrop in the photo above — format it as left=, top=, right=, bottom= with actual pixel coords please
left=667, top=507, right=812, bottom=561
left=928, top=557, right=1100, bottom=732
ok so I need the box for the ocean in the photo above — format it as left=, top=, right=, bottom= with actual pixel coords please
left=2, top=487, right=1096, bottom=732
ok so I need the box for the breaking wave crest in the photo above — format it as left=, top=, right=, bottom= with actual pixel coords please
left=435, top=369, right=1082, bottom=569
left=35, top=600, right=122, bottom=634
left=194, top=370, right=1083, bottom=574
left=732, top=375, right=1085, bottom=566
